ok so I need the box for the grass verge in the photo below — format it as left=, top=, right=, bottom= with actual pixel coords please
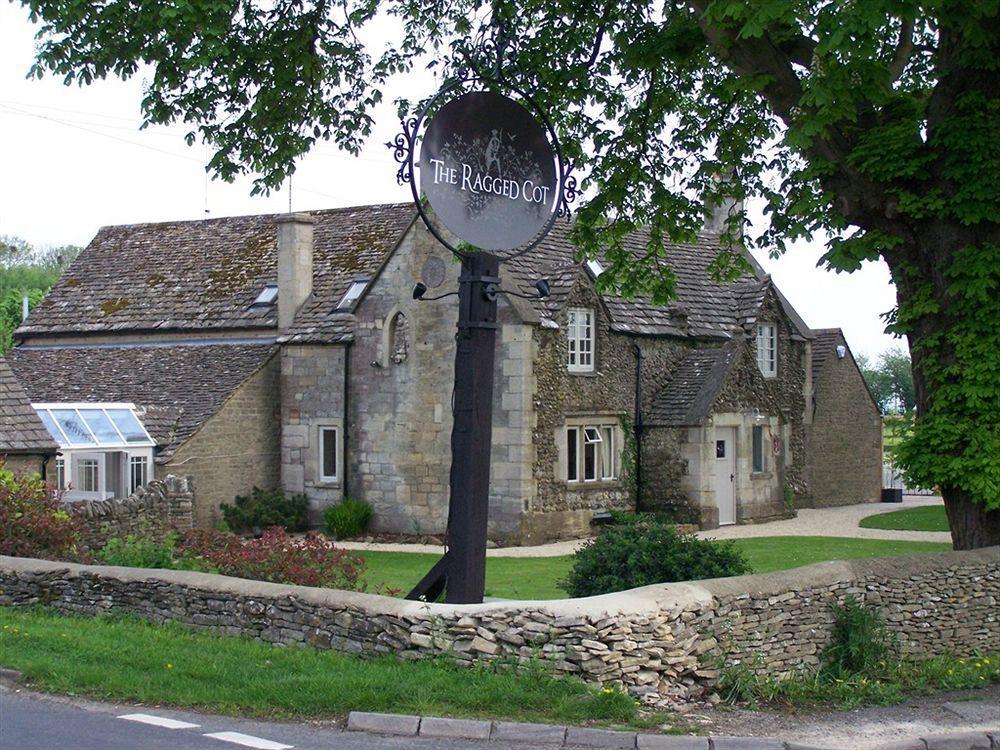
left=859, top=505, right=949, bottom=532
left=359, top=537, right=952, bottom=599
left=717, top=652, right=999, bottom=710
left=0, top=606, right=645, bottom=726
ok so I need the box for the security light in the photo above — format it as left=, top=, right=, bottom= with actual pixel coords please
left=535, top=279, right=551, bottom=298
left=412, top=282, right=428, bottom=300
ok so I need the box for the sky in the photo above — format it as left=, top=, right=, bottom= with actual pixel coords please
left=0, top=3, right=904, bottom=361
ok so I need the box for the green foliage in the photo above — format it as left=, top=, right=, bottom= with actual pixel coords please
left=560, top=517, right=750, bottom=597
left=220, top=486, right=309, bottom=533
left=96, top=531, right=202, bottom=571
left=857, top=348, right=916, bottom=414
left=820, top=596, right=899, bottom=681
left=323, top=498, right=373, bottom=540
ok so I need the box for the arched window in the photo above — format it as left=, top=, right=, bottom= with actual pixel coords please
left=388, top=311, right=409, bottom=365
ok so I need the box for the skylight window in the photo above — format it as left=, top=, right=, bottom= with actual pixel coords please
left=33, top=403, right=155, bottom=449
left=336, top=279, right=369, bottom=310
left=251, top=284, right=278, bottom=307
left=586, top=259, right=604, bottom=277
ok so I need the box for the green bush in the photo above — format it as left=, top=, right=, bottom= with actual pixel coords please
left=560, top=518, right=751, bottom=597
left=0, top=466, right=82, bottom=560
left=820, top=595, right=899, bottom=680
left=220, top=487, right=309, bottom=533
left=97, top=531, right=186, bottom=569
left=323, top=498, right=373, bottom=540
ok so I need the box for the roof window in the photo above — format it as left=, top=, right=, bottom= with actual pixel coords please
left=251, top=284, right=278, bottom=307
left=586, top=259, right=604, bottom=277
left=33, top=403, right=156, bottom=449
left=336, top=279, right=369, bottom=311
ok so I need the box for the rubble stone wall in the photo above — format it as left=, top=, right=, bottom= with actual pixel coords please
left=70, top=475, right=195, bottom=549
left=1, top=549, right=994, bottom=707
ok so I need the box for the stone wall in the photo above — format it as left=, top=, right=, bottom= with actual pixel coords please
left=165, top=354, right=280, bottom=527
left=70, top=475, right=194, bottom=549
left=1, top=454, right=50, bottom=479
left=803, top=336, right=882, bottom=507
left=345, top=223, right=533, bottom=542
left=2, top=548, right=994, bottom=708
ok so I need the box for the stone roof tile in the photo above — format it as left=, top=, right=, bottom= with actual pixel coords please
left=0, top=358, right=58, bottom=454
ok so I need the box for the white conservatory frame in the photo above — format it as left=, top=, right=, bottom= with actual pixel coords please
left=33, top=402, right=156, bottom=502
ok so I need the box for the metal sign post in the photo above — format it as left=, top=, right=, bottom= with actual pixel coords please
left=388, top=55, right=575, bottom=604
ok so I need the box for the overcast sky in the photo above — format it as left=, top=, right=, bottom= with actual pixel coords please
left=0, top=3, right=904, bottom=360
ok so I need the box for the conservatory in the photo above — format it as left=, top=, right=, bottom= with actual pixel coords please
left=32, top=403, right=156, bottom=502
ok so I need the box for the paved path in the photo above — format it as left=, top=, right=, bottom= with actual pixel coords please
left=336, top=495, right=949, bottom=557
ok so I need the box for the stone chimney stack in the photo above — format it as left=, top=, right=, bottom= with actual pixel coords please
left=702, top=171, right=744, bottom=236
left=276, top=213, right=315, bottom=330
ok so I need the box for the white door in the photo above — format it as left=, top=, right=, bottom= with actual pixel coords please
left=714, top=427, right=736, bottom=525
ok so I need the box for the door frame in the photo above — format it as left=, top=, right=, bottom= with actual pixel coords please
left=714, top=426, right=737, bottom=526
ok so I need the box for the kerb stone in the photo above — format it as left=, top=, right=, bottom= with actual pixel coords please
left=565, top=726, right=637, bottom=749
left=924, top=733, right=993, bottom=750
left=419, top=717, right=492, bottom=740
left=492, top=721, right=568, bottom=745
left=636, top=734, right=709, bottom=749
left=346, top=712, right=420, bottom=736
left=710, top=738, right=784, bottom=750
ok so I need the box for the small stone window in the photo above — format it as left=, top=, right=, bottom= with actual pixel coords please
left=319, top=426, right=338, bottom=482
left=389, top=311, right=409, bottom=364
left=752, top=425, right=766, bottom=473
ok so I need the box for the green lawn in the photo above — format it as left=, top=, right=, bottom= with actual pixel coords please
left=359, top=536, right=952, bottom=600
left=859, top=505, right=950, bottom=532
left=0, top=607, right=641, bottom=726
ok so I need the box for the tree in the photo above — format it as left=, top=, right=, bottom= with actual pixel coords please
left=858, top=348, right=916, bottom=415
left=0, top=236, right=81, bottom=353
left=16, top=1, right=999, bottom=547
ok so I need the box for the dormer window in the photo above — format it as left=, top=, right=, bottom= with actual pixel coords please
left=756, top=323, right=777, bottom=378
left=336, top=279, right=369, bottom=310
left=567, top=307, right=594, bottom=372
left=251, top=283, right=278, bottom=307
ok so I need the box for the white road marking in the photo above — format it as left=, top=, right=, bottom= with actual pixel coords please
left=117, top=713, right=201, bottom=730
left=204, top=731, right=293, bottom=749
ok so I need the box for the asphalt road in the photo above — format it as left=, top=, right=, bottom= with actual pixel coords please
left=0, top=688, right=539, bottom=750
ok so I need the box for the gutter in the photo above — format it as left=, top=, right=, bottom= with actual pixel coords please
left=343, top=341, right=352, bottom=499
left=632, top=343, right=644, bottom=511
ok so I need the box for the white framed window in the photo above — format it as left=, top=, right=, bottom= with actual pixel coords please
left=319, top=426, right=339, bottom=482
left=129, top=455, right=148, bottom=494
left=756, top=323, right=777, bottom=378
left=336, top=279, right=369, bottom=310
left=76, top=457, right=100, bottom=493
left=567, top=308, right=594, bottom=372
left=55, top=458, right=65, bottom=490
left=251, top=283, right=278, bottom=307
left=565, top=422, right=618, bottom=483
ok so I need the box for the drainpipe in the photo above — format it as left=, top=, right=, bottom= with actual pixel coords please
left=632, top=343, right=644, bottom=511
left=342, top=341, right=351, bottom=500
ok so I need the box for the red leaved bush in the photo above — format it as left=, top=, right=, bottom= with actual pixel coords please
left=0, top=467, right=82, bottom=560
left=179, top=527, right=368, bottom=591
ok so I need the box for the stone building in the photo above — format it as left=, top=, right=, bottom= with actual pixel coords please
left=2, top=203, right=881, bottom=540
left=0, top=358, right=57, bottom=477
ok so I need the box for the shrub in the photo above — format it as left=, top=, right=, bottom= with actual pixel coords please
left=96, top=531, right=203, bottom=570
left=323, top=498, right=373, bottom=540
left=0, top=466, right=81, bottom=560
left=180, top=527, right=367, bottom=590
left=220, top=486, right=309, bottom=533
left=560, top=518, right=751, bottom=597
left=820, top=595, right=899, bottom=680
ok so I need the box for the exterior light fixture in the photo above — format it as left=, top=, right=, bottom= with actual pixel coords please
left=535, top=279, right=551, bottom=298
left=412, top=282, right=428, bottom=300
left=836, top=344, right=847, bottom=359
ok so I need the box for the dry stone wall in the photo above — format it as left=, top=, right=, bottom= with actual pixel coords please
left=70, top=475, right=194, bottom=550
left=1, top=548, right=995, bottom=708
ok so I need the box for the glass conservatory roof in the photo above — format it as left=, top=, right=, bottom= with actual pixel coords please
left=32, top=403, right=155, bottom=449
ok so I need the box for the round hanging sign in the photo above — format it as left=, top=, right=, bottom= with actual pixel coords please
left=418, top=91, right=558, bottom=251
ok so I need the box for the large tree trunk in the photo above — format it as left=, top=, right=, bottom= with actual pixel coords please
left=942, top=486, right=1000, bottom=550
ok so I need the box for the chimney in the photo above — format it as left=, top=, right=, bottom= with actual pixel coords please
left=276, top=212, right=315, bottom=330
left=702, top=171, right=744, bottom=237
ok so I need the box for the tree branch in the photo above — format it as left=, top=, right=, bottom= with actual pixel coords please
left=888, top=17, right=915, bottom=82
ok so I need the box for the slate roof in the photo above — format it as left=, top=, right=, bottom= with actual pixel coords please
left=6, top=343, right=276, bottom=460
left=18, top=201, right=807, bottom=345
left=0, top=359, right=58, bottom=455
left=811, top=328, right=844, bottom=374
left=500, top=223, right=804, bottom=340
left=17, top=204, right=415, bottom=345
left=646, top=345, right=741, bottom=426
